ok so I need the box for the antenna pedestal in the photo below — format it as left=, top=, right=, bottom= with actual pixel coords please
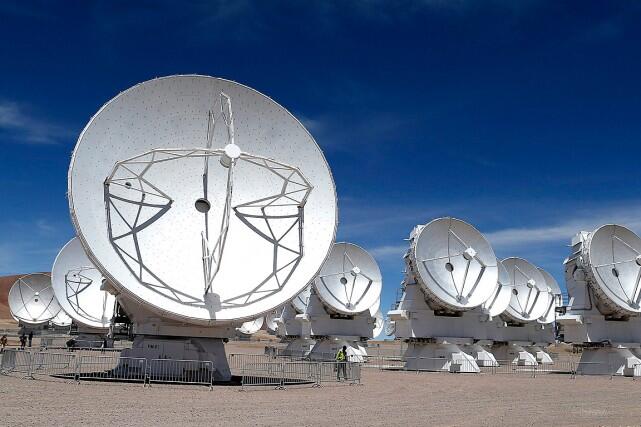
left=70, top=324, right=111, bottom=348
left=277, top=292, right=378, bottom=360
left=560, top=231, right=641, bottom=376
left=119, top=336, right=230, bottom=382
left=461, top=343, right=499, bottom=367
left=574, top=347, right=641, bottom=377
left=115, top=294, right=238, bottom=381
left=275, top=303, right=305, bottom=337
left=280, top=337, right=316, bottom=358
left=405, top=341, right=480, bottom=373
left=393, top=283, right=556, bottom=369
left=308, top=338, right=368, bottom=362
left=305, top=293, right=377, bottom=339
left=490, top=343, right=538, bottom=366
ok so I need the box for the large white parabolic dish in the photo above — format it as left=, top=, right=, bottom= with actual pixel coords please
left=52, top=238, right=115, bottom=329
left=68, top=75, right=337, bottom=324
left=481, top=259, right=513, bottom=317
left=265, top=309, right=279, bottom=332
left=583, top=224, right=641, bottom=315
left=408, top=217, right=498, bottom=311
left=501, top=257, right=549, bottom=323
left=372, top=309, right=384, bottom=337
left=238, top=316, right=264, bottom=335
left=314, top=242, right=382, bottom=315
left=51, top=309, right=72, bottom=327
left=537, top=267, right=561, bottom=324
left=8, top=273, right=61, bottom=324
left=291, top=284, right=312, bottom=313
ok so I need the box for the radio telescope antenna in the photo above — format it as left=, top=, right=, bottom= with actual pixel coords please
left=372, top=309, right=384, bottom=337
left=51, top=309, right=72, bottom=327
left=265, top=309, right=279, bottom=332
left=68, top=75, right=337, bottom=323
left=51, top=238, right=115, bottom=329
left=481, top=259, right=513, bottom=317
left=408, top=217, right=498, bottom=311
left=238, top=316, right=264, bottom=335
left=537, top=267, right=562, bottom=324
left=313, top=242, right=382, bottom=315
left=368, top=297, right=381, bottom=316
left=580, top=224, right=641, bottom=315
left=291, top=284, right=312, bottom=313
left=383, top=317, right=396, bottom=336
left=8, top=273, right=61, bottom=324
left=501, top=257, right=550, bottom=322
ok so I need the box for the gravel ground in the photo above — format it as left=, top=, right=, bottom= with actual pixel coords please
left=1, top=367, right=640, bottom=426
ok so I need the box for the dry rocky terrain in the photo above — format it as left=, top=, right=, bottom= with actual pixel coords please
left=1, top=354, right=640, bottom=426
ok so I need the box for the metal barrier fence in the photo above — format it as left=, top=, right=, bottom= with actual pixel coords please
left=229, top=353, right=280, bottom=375
left=0, top=349, right=34, bottom=377
left=368, top=354, right=584, bottom=378
left=317, top=361, right=361, bottom=384
left=77, top=354, right=147, bottom=383
left=31, top=352, right=77, bottom=377
left=1, top=350, right=213, bottom=388
left=147, top=359, right=214, bottom=388
left=239, top=359, right=362, bottom=390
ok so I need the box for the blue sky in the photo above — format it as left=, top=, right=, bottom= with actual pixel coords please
left=2, top=1, right=641, bottom=314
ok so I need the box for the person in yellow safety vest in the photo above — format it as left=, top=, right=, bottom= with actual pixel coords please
left=335, top=345, right=348, bottom=381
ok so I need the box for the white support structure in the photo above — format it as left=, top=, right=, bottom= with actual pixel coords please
left=303, top=290, right=375, bottom=360
left=275, top=242, right=382, bottom=361
left=116, top=294, right=237, bottom=381
left=558, top=227, right=641, bottom=377
left=388, top=218, right=560, bottom=372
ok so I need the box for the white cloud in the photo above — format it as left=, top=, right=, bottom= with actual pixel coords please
left=486, top=204, right=641, bottom=251
left=369, top=244, right=407, bottom=259
left=350, top=201, right=641, bottom=272
left=0, top=100, right=72, bottom=144
left=0, top=218, right=72, bottom=275
left=35, top=219, right=56, bottom=235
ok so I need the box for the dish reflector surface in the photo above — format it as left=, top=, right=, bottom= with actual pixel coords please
left=384, top=318, right=396, bottom=336
left=501, top=258, right=549, bottom=322
left=8, top=274, right=61, bottom=324
left=68, top=75, right=337, bottom=323
left=372, top=309, right=384, bottom=337
left=52, top=238, right=115, bottom=329
left=51, top=309, right=72, bottom=327
left=537, top=267, right=561, bottom=324
left=585, top=224, right=641, bottom=315
left=482, top=259, right=512, bottom=317
left=409, top=217, right=498, bottom=311
left=314, top=242, right=382, bottom=315
left=291, top=285, right=312, bottom=313
left=238, top=316, right=264, bottom=334
left=368, top=297, right=381, bottom=316
left=265, top=310, right=279, bottom=332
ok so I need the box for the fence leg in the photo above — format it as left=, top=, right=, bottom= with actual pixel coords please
left=275, top=362, right=285, bottom=390
left=75, top=355, right=80, bottom=384
left=144, top=364, right=150, bottom=388
left=312, top=363, right=321, bottom=388
left=25, top=352, right=35, bottom=380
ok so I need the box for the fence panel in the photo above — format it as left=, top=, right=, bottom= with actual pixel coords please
left=281, top=362, right=320, bottom=386
left=317, top=362, right=361, bottom=384
left=241, top=362, right=285, bottom=390
left=31, top=352, right=77, bottom=377
left=0, top=349, right=33, bottom=377
left=77, top=355, right=147, bottom=383
left=228, top=353, right=276, bottom=375
left=147, top=359, right=214, bottom=388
